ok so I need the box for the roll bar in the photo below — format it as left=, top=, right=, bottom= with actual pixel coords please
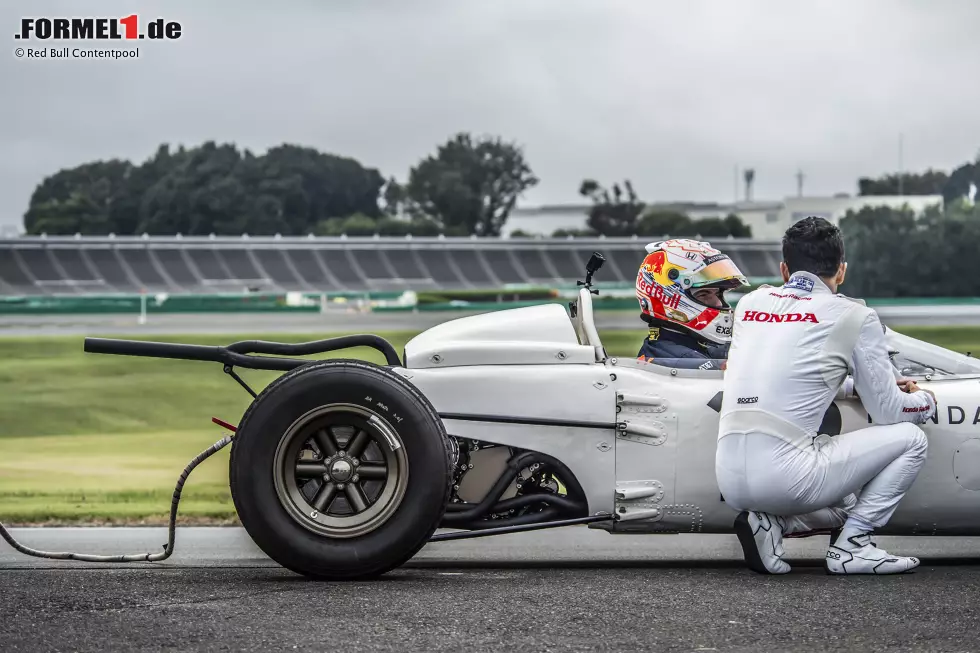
left=83, top=334, right=403, bottom=371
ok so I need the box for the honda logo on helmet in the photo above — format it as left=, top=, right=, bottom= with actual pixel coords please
left=743, top=310, right=819, bottom=323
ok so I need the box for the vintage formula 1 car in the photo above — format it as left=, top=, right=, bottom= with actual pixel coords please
left=75, top=253, right=980, bottom=580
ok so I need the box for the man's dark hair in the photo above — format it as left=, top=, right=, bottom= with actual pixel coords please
left=781, top=216, right=845, bottom=278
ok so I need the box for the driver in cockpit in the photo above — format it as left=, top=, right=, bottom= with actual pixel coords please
left=635, top=239, right=750, bottom=370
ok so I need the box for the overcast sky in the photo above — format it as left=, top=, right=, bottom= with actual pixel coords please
left=2, top=0, right=979, bottom=231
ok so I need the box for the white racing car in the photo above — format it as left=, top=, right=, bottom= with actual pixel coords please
left=53, top=254, right=980, bottom=578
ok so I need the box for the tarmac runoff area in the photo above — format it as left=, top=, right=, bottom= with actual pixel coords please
left=1, top=527, right=980, bottom=651
left=1, top=302, right=979, bottom=337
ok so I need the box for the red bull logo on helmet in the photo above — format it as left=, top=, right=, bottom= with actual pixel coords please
left=637, top=276, right=681, bottom=309
left=643, top=251, right=668, bottom=275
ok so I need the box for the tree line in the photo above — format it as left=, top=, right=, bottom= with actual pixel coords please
left=857, top=159, right=979, bottom=204
left=21, top=135, right=980, bottom=247
left=839, top=198, right=980, bottom=298
left=20, top=134, right=753, bottom=239
left=833, top=156, right=980, bottom=298
left=22, top=133, right=538, bottom=238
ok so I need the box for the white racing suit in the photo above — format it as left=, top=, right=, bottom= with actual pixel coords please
left=715, top=271, right=936, bottom=573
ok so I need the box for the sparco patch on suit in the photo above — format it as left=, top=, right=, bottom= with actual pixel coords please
left=785, top=276, right=815, bottom=292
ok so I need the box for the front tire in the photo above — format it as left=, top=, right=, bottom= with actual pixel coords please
left=229, top=359, right=453, bottom=580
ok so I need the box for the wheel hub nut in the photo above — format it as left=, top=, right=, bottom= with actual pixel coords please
left=329, top=459, right=354, bottom=483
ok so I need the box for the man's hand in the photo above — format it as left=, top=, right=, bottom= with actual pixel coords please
left=898, top=378, right=937, bottom=404
left=897, top=378, right=917, bottom=393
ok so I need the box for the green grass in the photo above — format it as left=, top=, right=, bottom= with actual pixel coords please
left=0, top=329, right=649, bottom=439
left=0, top=325, right=976, bottom=524
left=0, top=430, right=234, bottom=523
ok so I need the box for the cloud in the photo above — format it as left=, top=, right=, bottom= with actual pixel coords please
left=2, top=0, right=978, bottom=230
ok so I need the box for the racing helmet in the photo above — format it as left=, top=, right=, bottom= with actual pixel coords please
left=635, top=238, right=749, bottom=344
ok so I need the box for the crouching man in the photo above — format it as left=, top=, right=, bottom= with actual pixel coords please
left=715, top=216, right=937, bottom=575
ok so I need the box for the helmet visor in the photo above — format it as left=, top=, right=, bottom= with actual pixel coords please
left=688, top=255, right=748, bottom=289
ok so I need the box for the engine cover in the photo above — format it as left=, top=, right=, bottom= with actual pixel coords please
left=403, top=303, right=595, bottom=368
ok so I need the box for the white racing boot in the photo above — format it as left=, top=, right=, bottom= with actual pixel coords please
left=734, top=511, right=791, bottom=574
left=826, top=524, right=920, bottom=575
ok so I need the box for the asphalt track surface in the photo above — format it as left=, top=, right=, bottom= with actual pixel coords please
left=1, top=302, right=979, bottom=337
left=3, top=527, right=980, bottom=652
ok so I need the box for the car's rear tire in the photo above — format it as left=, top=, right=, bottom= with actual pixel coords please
left=229, top=359, right=453, bottom=580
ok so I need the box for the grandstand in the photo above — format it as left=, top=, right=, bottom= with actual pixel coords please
left=0, top=235, right=783, bottom=296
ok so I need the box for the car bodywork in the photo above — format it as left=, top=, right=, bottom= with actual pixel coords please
left=55, top=254, right=980, bottom=579
left=400, top=284, right=980, bottom=537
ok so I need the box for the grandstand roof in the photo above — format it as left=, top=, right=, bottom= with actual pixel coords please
left=0, top=235, right=782, bottom=296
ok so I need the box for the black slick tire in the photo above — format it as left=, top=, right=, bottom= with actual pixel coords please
left=228, top=359, right=453, bottom=580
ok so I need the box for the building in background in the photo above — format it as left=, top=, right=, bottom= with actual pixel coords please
left=2, top=195, right=945, bottom=242
left=505, top=194, right=944, bottom=240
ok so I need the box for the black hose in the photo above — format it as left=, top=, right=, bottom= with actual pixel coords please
left=449, top=508, right=562, bottom=531
left=0, top=433, right=233, bottom=562
left=491, top=493, right=586, bottom=516
left=445, top=492, right=585, bottom=516
left=441, top=452, right=544, bottom=525
left=441, top=452, right=590, bottom=525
